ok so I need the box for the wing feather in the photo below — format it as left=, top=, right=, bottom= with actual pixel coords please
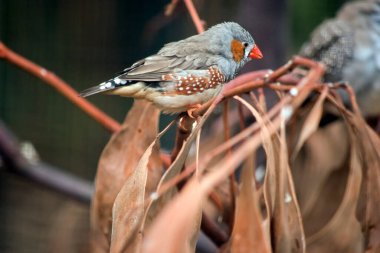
left=80, top=42, right=216, bottom=98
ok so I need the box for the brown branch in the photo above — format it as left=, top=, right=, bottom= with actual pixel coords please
left=0, top=42, right=173, bottom=170
left=192, top=57, right=324, bottom=118
left=0, top=120, right=93, bottom=204
left=160, top=152, right=172, bottom=168
left=147, top=56, right=326, bottom=248
left=0, top=42, right=121, bottom=133
left=201, top=211, right=229, bottom=246
left=223, top=101, right=236, bottom=232
left=146, top=57, right=326, bottom=248
left=157, top=57, right=326, bottom=198
left=183, top=0, right=205, bottom=33
left=237, top=102, right=246, bottom=130
left=165, top=0, right=180, bottom=16
left=170, top=114, right=196, bottom=162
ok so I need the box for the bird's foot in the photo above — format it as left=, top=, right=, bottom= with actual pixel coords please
left=186, top=104, right=202, bottom=119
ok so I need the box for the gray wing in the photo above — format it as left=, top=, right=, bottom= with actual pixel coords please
left=80, top=31, right=223, bottom=98
left=120, top=55, right=202, bottom=81
left=299, top=18, right=354, bottom=82
left=79, top=52, right=215, bottom=97
left=122, top=30, right=226, bottom=81
left=120, top=45, right=216, bottom=82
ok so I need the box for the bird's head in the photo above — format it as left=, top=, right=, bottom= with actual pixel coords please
left=158, top=22, right=262, bottom=80
left=214, top=22, right=262, bottom=60
left=338, top=0, right=380, bottom=32
left=201, top=22, right=263, bottom=78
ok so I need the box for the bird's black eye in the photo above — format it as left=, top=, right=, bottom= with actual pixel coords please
left=243, top=42, right=249, bottom=48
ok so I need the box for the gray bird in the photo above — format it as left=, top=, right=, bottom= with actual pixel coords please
left=300, top=0, right=380, bottom=116
left=80, top=22, right=262, bottom=113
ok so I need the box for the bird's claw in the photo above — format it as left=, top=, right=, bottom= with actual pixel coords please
left=186, top=104, right=202, bottom=119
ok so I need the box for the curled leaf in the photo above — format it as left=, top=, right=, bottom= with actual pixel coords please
left=90, top=100, right=160, bottom=252
left=110, top=122, right=173, bottom=253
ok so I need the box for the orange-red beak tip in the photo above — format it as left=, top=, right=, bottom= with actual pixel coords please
left=249, top=45, right=263, bottom=59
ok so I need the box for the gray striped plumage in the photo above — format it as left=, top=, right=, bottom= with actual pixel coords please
left=300, top=0, right=380, bottom=116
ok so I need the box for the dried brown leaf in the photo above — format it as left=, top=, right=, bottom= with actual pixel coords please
left=292, top=87, right=328, bottom=157
left=90, top=100, right=160, bottom=252
left=141, top=98, right=279, bottom=253
left=351, top=120, right=380, bottom=252
left=290, top=93, right=374, bottom=253
left=164, top=0, right=179, bottom=16
left=262, top=127, right=305, bottom=253
left=110, top=145, right=151, bottom=253
left=194, top=128, right=232, bottom=223
left=110, top=123, right=171, bottom=253
left=140, top=107, right=216, bottom=253
left=262, top=126, right=279, bottom=218
left=141, top=72, right=317, bottom=253
left=306, top=134, right=363, bottom=253
left=291, top=121, right=349, bottom=223
left=143, top=130, right=193, bottom=225
left=361, top=127, right=380, bottom=253
left=230, top=155, right=272, bottom=253
left=142, top=132, right=268, bottom=253
left=326, top=85, right=380, bottom=252
left=247, top=95, right=305, bottom=253
left=142, top=178, right=204, bottom=253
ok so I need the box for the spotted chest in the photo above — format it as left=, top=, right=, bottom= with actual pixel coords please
left=162, top=67, right=226, bottom=96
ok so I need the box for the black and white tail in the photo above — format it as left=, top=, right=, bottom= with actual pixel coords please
left=79, top=77, right=131, bottom=98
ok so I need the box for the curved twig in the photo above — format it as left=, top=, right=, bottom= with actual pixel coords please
left=0, top=42, right=121, bottom=133
left=183, top=0, right=205, bottom=33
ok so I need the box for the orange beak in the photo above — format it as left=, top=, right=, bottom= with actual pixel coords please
left=249, top=44, right=263, bottom=59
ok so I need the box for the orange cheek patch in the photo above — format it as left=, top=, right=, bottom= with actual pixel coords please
left=231, top=39, right=245, bottom=62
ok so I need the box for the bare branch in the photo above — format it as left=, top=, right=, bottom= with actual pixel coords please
left=0, top=120, right=93, bottom=204
left=0, top=42, right=121, bottom=133
left=183, top=0, right=205, bottom=33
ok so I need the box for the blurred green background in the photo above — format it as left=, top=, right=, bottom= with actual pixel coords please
left=0, top=0, right=348, bottom=252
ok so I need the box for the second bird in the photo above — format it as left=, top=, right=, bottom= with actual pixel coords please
left=80, top=22, right=263, bottom=113
left=300, top=0, right=380, bottom=116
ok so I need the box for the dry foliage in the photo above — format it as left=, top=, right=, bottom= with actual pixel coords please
left=90, top=100, right=163, bottom=252
left=89, top=57, right=380, bottom=253
left=1, top=2, right=378, bottom=252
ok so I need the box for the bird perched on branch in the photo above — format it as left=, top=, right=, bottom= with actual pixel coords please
left=300, top=0, right=380, bottom=116
left=80, top=22, right=262, bottom=114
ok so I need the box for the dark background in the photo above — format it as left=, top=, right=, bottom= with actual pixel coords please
left=0, top=0, right=346, bottom=252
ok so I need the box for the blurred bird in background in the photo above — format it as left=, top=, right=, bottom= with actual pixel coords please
left=300, top=0, right=380, bottom=117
